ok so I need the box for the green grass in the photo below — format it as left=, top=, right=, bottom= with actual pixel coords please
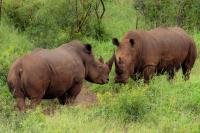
left=1, top=0, right=200, bottom=132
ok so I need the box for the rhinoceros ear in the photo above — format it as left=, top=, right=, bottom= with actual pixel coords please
left=129, top=38, right=134, bottom=47
left=84, top=44, right=92, bottom=54
left=112, top=38, right=119, bottom=46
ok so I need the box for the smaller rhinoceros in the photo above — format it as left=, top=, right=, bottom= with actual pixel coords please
left=112, top=27, right=197, bottom=83
left=7, top=40, right=114, bottom=111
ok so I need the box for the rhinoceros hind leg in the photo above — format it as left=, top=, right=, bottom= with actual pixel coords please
left=182, top=64, right=191, bottom=80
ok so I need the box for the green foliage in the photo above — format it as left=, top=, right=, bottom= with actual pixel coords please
left=3, top=0, right=41, bottom=31
left=134, top=0, right=200, bottom=29
left=97, top=86, right=150, bottom=122
left=3, top=0, right=108, bottom=48
left=0, top=23, right=33, bottom=84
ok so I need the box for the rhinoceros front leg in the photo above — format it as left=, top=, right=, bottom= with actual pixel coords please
left=58, top=91, right=71, bottom=105
left=67, top=82, right=82, bottom=104
left=30, top=97, right=42, bottom=109
left=143, top=66, right=156, bottom=84
left=58, top=82, right=83, bottom=105
left=167, top=69, right=175, bottom=80
left=130, top=73, right=142, bottom=81
left=16, top=96, right=25, bottom=112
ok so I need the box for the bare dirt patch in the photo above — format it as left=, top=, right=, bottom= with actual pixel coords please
left=42, top=85, right=97, bottom=115
left=74, top=85, right=97, bottom=106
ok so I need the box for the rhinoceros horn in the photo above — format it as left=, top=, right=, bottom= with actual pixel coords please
left=106, top=52, right=115, bottom=72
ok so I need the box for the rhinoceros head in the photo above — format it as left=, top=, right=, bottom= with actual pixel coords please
left=112, top=38, right=135, bottom=83
left=83, top=44, right=114, bottom=84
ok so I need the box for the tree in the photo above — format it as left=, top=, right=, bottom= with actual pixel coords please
left=73, top=0, right=106, bottom=39
left=94, top=0, right=105, bottom=39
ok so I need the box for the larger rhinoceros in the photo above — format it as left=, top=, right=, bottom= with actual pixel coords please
left=112, top=27, right=197, bottom=83
left=7, top=40, right=114, bottom=111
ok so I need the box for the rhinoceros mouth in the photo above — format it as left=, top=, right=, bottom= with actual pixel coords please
left=95, top=78, right=109, bottom=84
left=114, top=76, right=128, bottom=83
left=114, top=79, right=128, bottom=84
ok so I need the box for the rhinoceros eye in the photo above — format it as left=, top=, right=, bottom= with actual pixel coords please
left=118, top=57, right=124, bottom=64
left=116, top=67, right=123, bottom=75
left=98, top=65, right=103, bottom=70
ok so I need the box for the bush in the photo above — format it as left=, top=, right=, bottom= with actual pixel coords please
left=4, top=0, right=108, bottom=48
left=134, top=0, right=200, bottom=30
left=3, top=0, right=41, bottom=31
left=97, top=85, right=150, bottom=122
left=0, top=23, right=33, bottom=84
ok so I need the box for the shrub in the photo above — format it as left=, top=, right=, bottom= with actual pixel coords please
left=3, top=0, right=108, bottom=48
left=3, top=0, right=41, bottom=31
left=97, top=86, right=150, bottom=122
left=0, top=23, right=33, bottom=84
left=134, top=0, right=200, bottom=30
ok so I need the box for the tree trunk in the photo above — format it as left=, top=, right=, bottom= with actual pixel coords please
left=0, top=0, right=2, bottom=21
left=135, top=13, right=139, bottom=29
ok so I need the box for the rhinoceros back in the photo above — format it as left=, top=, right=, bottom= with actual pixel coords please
left=24, top=45, right=85, bottom=98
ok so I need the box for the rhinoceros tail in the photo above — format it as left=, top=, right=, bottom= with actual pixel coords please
left=181, top=40, right=197, bottom=80
left=7, top=60, right=23, bottom=97
left=187, top=40, right=197, bottom=68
